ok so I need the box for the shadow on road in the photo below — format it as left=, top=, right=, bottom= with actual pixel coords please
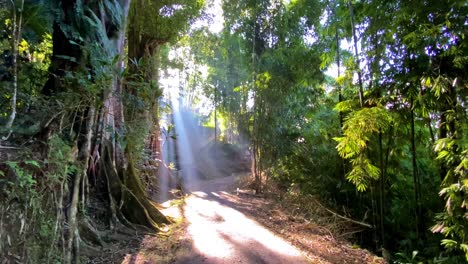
left=171, top=181, right=309, bottom=264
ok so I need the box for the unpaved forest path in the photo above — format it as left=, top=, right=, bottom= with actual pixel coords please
left=122, top=175, right=384, bottom=264
left=171, top=175, right=310, bottom=264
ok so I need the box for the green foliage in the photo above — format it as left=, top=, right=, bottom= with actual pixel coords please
left=0, top=24, right=52, bottom=136
left=432, top=141, right=468, bottom=260
left=5, top=161, right=37, bottom=188
left=270, top=102, right=344, bottom=196
left=129, top=0, right=205, bottom=46
left=0, top=152, right=63, bottom=262
left=46, top=134, right=78, bottom=183
left=335, top=107, right=393, bottom=191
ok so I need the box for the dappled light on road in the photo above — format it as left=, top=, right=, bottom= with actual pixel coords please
left=180, top=190, right=308, bottom=263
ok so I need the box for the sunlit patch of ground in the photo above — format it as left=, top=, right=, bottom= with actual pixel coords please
left=120, top=198, right=191, bottom=264
left=178, top=192, right=309, bottom=263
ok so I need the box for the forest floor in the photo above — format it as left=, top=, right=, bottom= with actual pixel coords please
left=119, top=174, right=385, bottom=264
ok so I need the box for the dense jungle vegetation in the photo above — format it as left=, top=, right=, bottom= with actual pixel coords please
left=0, top=0, right=467, bottom=263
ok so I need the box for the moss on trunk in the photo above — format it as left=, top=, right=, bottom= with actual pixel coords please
left=122, top=158, right=170, bottom=227
left=100, top=143, right=169, bottom=231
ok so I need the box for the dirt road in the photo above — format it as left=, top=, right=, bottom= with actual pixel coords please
left=171, top=175, right=309, bottom=264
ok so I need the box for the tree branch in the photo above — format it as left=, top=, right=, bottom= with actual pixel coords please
left=312, top=196, right=373, bottom=228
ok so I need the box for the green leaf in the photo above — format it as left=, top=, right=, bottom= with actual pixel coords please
left=6, top=161, right=18, bottom=169
left=441, top=239, right=458, bottom=249
left=334, top=100, right=355, bottom=112
left=25, top=160, right=40, bottom=168
left=55, top=55, right=77, bottom=63
left=460, top=243, right=468, bottom=253
left=69, top=40, right=81, bottom=46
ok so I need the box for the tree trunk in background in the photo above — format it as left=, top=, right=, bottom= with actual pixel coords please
left=214, top=82, right=218, bottom=143
left=348, top=0, right=364, bottom=107
left=331, top=1, right=347, bottom=195
left=410, top=99, right=422, bottom=240
left=250, top=2, right=263, bottom=194
left=43, top=0, right=84, bottom=96
left=2, top=0, right=24, bottom=140
left=378, top=132, right=385, bottom=249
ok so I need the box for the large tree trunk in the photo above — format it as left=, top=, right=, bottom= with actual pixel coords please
left=99, top=0, right=169, bottom=230
left=125, top=0, right=174, bottom=204
left=42, top=2, right=169, bottom=259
